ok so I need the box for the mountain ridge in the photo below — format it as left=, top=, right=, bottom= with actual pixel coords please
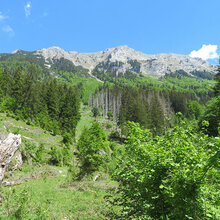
left=0, top=45, right=216, bottom=80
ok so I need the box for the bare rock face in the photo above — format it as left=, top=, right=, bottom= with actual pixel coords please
left=34, top=45, right=216, bottom=77
left=0, top=133, right=21, bottom=182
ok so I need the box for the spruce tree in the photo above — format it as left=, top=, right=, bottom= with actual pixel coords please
left=45, top=79, right=59, bottom=120
left=149, top=95, right=164, bottom=136
left=214, top=65, right=220, bottom=96
left=23, top=64, right=39, bottom=120
left=11, top=67, right=24, bottom=113
left=0, top=67, right=12, bottom=97
left=59, top=86, right=80, bottom=136
left=77, top=122, right=108, bottom=177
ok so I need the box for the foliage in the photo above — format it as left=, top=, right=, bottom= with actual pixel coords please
left=0, top=66, right=81, bottom=136
left=62, top=132, right=73, bottom=146
left=21, top=139, right=37, bottom=163
left=91, top=107, right=100, bottom=118
left=107, top=111, right=113, bottom=120
left=49, top=145, right=64, bottom=166
left=188, top=100, right=203, bottom=120
left=34, top=143, right=46, bottom=164
left=214, top=66, right=220, bottom=96
left=199, top=96, right=220, bottom=136
left=110, top=122, right=219, bottom=219
left=109, top=130, right=121, bottom=140
left=77, top=122, right=109, bottom=176
left=93, top=69, right=215, bottom=98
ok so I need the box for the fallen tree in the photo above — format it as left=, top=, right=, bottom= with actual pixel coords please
left=0, top=133, right=21, bottom=183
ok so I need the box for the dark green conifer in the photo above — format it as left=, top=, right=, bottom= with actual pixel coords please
left=149, top=95, right=164, bottom=136
left=11, top=67, right=24, bottom=112
left=0, top=67, right=12, bottom=97
left=214, top=66, right=220, bottom=96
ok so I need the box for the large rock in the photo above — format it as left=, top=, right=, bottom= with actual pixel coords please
left=0, top=133, right=21, bottom=182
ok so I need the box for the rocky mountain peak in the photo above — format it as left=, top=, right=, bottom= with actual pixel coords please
left=25, top=45, right=217, bottom=78
left=35, top=46, right=66, bottom=60
left=106, top=45, right=151, bottom=62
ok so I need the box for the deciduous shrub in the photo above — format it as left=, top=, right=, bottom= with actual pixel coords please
left=110, top=122, right=219, bottom=219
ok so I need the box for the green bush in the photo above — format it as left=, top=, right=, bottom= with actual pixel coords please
left=91, top=107, right=100, bottom=118
left=199, top=96, right=220, bottom=136
left=49, top=145, right=64, bottom=166
left=62, top=132, right=73, bottom=146
left=109, top=130, right=120, bottom=140
left=188, top=100, right=203, bottom=119
left=22, top=140, right=37, bottom=163
left=107, top=111, right=113, bottom=120
left=34, top=143, right=46, bottom=164
left=106, top=123, right=113, bottom=129
left=110, top=122, right=219, bottom=219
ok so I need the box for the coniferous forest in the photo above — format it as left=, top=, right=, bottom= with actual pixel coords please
left=0, top=58, right=219, bottom=219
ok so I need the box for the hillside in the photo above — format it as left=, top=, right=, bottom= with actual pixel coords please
left=0, top=108, right=118, bottom=219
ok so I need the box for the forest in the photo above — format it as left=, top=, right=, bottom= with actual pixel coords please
left=0, top=60, right=219, bottom=219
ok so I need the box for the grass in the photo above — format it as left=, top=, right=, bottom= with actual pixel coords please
left=75, top=105, right=95, bottom=141
left=0, top=114, right=62, bottom=149
left=0, top=172, right=117, bottom=219
left=0, top=108, right=119, bottom=219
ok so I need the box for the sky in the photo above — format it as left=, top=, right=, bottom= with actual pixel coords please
left=0, top=0, right=220, bottom=63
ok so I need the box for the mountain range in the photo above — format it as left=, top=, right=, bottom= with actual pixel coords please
left=0, top=45, right=216, bottom=80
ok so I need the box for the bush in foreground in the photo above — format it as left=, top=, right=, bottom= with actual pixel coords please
left=110, top=122, right=219, bottom=219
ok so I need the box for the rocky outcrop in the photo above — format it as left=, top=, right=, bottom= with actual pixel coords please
left=33, top=45, right=216, bottom=78
left=0, top=133, right=21, bottom=183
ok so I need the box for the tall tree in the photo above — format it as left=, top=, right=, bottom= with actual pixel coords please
left=0, top=67, right=12, bottom=97
left=11, top=67, right=24, bottom=112
left=214, top=65, right=220, bottom=96
left=148, top=95, right=165, bottom=136
left=59, top=86, right=80, bottom=136
left=45, top=79, right=59, bottom=120
left=77, top=122, right=109, bottom=177
left=23, top=64, right=39, bottom=120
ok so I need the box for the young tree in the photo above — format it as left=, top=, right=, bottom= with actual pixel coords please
left=77, top=122, right=109, bottom=177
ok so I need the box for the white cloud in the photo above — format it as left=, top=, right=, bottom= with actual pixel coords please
left=189, top=44, right=218, bottom=60
left=0, top=12, right=8, bottom=21
left=25, top=2, right=31, bottom=17
left=2, top=25, right=15, bottom=37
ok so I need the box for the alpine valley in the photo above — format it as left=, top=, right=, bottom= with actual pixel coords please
left=0, top=45, right=219, bottom=219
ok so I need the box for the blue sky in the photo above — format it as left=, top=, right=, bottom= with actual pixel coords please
left=0, top=0, right=219, bottom=63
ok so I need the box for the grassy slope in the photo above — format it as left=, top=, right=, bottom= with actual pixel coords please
left=75, top=105, right=95, bottom=141
left=0, top=108, right=117, bottom=219
left=0, top=114, right=62, bottom=148
left=0, top=175, right=116, bottom=219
